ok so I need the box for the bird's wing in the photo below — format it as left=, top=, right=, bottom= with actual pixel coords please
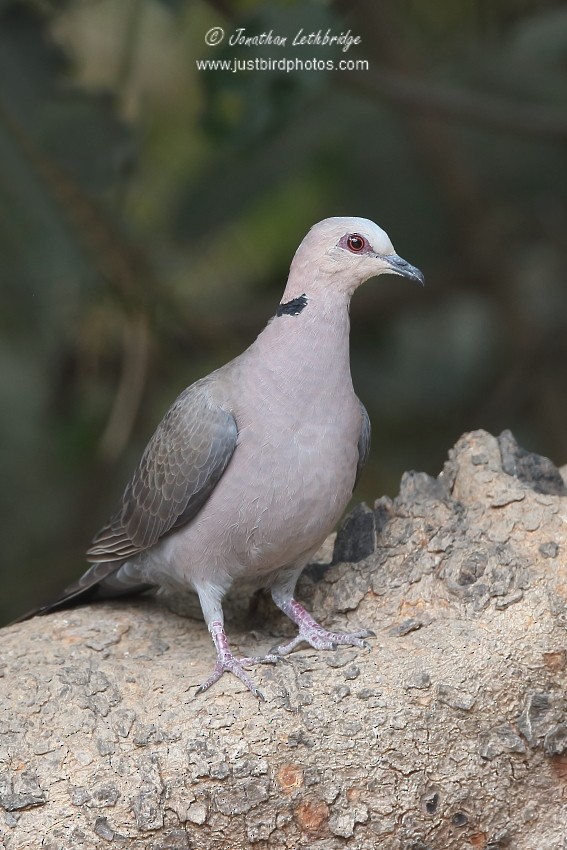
left=354, top=400, right=371, bottom=491
left=87, top=379, right=238, bottom=562
left=12, top=378, right=233, bottom=624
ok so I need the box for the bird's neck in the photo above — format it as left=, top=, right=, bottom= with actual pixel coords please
left=248, top=287, right=354, bottom=399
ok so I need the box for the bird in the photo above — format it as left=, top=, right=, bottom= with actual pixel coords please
left=17, top=217, right=423, bottom=698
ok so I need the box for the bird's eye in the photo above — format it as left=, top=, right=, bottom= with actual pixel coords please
left=346, top=234, right=366, bottom=253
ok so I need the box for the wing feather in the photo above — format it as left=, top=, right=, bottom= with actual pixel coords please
left=86, top=379, right=238, bottom=562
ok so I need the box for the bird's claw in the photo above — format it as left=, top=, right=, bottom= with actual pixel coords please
left=195, top=654, right=266, bottom=700
left=271, top=627, right=374, bottom=656
left=195, top=652, right=284, bottom=700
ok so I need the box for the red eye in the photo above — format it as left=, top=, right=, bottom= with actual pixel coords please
left=347, top=234, right=366, bottom=253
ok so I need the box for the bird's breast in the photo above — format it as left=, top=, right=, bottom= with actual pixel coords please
left=218, top=393, right=361, bottom=572
left=161, top=347, right=363, bottom=584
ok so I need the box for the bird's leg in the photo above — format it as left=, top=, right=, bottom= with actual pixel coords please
left=194, top=582, right=280, bottom=699
left=271, top=592, right=374, bottom=656
left=195, top=619, right=268, bottom=699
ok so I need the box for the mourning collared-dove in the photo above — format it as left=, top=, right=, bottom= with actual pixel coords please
left=19, top=217, right=423, bottom=698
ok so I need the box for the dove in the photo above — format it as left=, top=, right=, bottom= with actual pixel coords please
left=18, top=217, right=423, bottom=698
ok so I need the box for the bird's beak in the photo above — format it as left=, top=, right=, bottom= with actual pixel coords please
left=382, top=254, right=425, bottom=286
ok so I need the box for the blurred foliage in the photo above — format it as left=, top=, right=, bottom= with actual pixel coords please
left=1, top=0, right=567, bottom=621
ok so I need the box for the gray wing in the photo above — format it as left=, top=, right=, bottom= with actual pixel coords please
left=11, top=379, right=238, bottom=622
left=87, top=379, right=238, bottom=562
left=354, top=400, right=371, bottom=491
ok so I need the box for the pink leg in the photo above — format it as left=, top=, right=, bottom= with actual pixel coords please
left=195, top=620, right=278, bottom=700
left=271, top=597, right=374, bottom=656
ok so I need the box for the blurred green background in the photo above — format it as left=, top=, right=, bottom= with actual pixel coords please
left=2, top=0, right=567, bottom=623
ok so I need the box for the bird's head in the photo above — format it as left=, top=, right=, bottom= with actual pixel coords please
left=287, top=216, right=424, bottom=299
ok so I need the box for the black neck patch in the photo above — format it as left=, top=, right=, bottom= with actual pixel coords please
left=276, top=294, right=308, bottom=317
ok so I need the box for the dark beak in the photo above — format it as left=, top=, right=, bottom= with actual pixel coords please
left=383, top=254, right=425, bottom=286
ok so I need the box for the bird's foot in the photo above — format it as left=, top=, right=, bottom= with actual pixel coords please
left=195, top=621, right=280, bottom=700
left=271, top=626, right=373, bottom=656
left=196, top=654, right=265, bottom=700
left=271, top=597, right=374, bottom=656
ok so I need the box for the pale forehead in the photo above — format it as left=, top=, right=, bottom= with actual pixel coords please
left=306, top=216, right=394, bottom=252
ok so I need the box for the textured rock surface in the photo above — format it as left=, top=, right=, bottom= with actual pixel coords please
left=2, top=429, right=567, bottom=849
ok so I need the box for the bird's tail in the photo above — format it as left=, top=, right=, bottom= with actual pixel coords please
left=10, top=561, right=154, bottom=624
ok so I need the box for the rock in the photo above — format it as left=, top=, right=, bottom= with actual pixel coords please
left=498, top=428, right=567, bottom=496
left=332, top=502, right=376, bottom=563
left=1, top=429, right=567, bottom=849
